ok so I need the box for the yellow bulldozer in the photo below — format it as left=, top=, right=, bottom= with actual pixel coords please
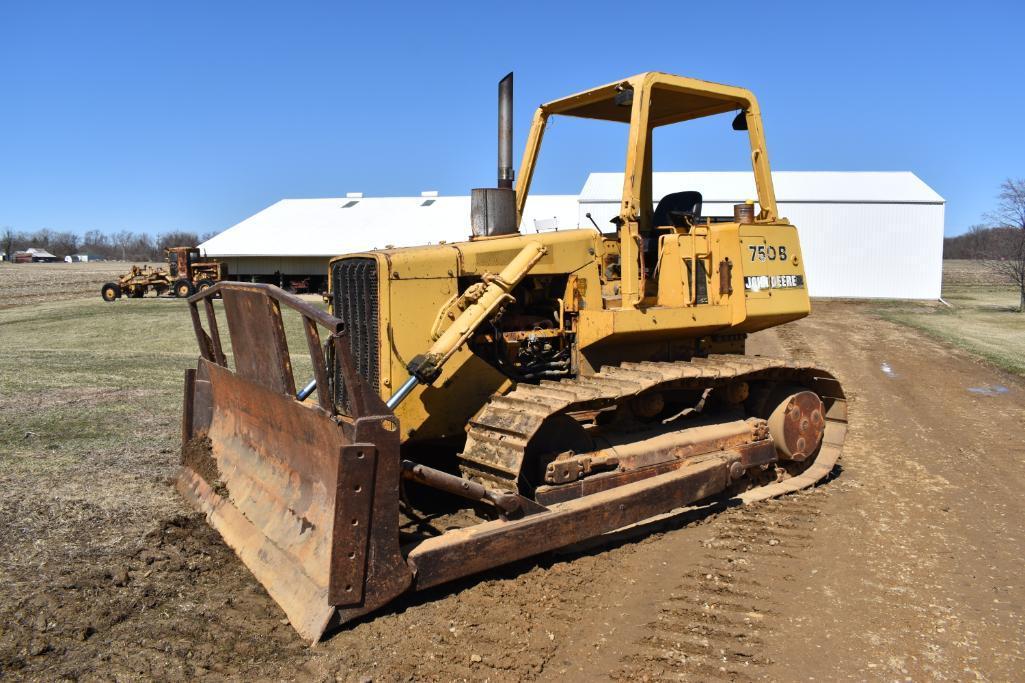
left=178, top=72, right=847, bottom=641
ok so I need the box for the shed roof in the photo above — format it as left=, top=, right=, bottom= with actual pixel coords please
left=579, top=171, right=944, bottom=204
left=200, top=195, right=579, bottom=257
left=200, top=171, right=944, bottom=258
left=19, top=248, right=58, bottom=258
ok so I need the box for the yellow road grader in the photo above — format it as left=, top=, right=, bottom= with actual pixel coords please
left=101, top=246, right=226, bottom=301
left=178, top=72, right=846, bottom=641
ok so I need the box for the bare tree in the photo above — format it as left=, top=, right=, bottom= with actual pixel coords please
left=112, top=230, right=134, bottom=261
left=82, top=230, right=112, bottom=259
left=1, top=227, right=15, bottom=261
left=157, top=231, right=200, bottom=252
left=1001, top=234, right=1025, bottom=312
left=130, top=233, right=158, bottom=261
left=987, top=179, right=1025, bottom=232
left=29, top=228, right=53, bottom=249
left=50, top=231, right=80, bottom=258
left=985, top=179, right=1025, bottom=312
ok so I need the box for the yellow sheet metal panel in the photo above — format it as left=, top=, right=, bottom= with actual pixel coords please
left=735, top=223, right=810, bottom=333
left=708, top=223, right=747, bottom=325
left=655, top=237, right=689, bottom=307
left=371, top=248, right=511, bottom=441
left=454, top=228, right=596, bottom=276
left=576, top=304, right=732, bottom=349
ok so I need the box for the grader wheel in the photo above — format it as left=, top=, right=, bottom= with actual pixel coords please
left=101, top=283, right=121, bottom=302
left=196, top=279, right=215, bottom=292
left=174, top=279, right=196, bottom=298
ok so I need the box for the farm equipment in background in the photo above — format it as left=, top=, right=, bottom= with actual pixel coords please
left=287, top=277, right=312, bottom=293
left=178, top=72, right=848, bottom=641
left=101, top=246, right=227, bottom=301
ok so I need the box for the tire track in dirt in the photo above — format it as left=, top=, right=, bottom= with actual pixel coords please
left=762, top=302, right=1025, bottom=680
left=546, top=321, right=832, bottom=681
left=601, top=495, right=827, bottom=681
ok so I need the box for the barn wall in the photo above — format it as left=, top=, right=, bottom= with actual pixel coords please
left=220, top=256, right=331, bottom=277
left=781, top=202, right=944, bottom=299
left=577, top=200, right=944, bottom=299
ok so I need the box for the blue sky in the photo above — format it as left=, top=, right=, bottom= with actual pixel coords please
left=1, top=1, right=1021, bottom=237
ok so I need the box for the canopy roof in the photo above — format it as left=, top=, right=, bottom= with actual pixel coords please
left=542, top=72, right=752, bottom=126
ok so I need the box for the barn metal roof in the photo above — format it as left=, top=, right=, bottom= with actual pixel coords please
left=199, top=171, right=943, bottom=258
left=200, top=195, right=580, bottom=257
left=19, top=248, right=58, bottom=258
left=580, top=171, right=945, bottom=205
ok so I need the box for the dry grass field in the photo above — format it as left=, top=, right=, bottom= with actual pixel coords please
left=0, top=262, right=163, bottom=310
left=874, top=259, right=1025, bottom=375
left=1, top=261, right=1023, bottom=680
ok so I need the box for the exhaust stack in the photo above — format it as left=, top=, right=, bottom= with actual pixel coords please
left=498, top=72, right=514, bottom=189
left=471, top=72, right=518, bottom=237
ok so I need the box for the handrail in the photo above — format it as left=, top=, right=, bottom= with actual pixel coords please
left=186, top=281, right=348, bottom=415
left=189, top=281, right=343, bottom=332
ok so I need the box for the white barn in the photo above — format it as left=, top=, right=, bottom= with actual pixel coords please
left=200, top=171, right=944, bottom=299
left=578, top=172, right=944, bottom=299
left=199, top=193, right=578, bottom=290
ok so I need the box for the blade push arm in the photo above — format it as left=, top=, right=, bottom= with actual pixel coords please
left=387, top=241, right=548, bottom=409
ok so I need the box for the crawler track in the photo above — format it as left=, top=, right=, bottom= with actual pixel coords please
left=458, top=354, right=847, bottom=500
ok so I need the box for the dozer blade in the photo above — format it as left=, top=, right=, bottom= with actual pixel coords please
left=178, top=283, right=411, bottom=642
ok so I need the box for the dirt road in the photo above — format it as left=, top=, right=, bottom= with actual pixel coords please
left=2, top=300, right=1023, bottom=680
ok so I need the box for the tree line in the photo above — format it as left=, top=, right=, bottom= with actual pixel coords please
left=944, top=225, right=1023, bottom=259
left=944, top=179, right=1025, bottom=259
left=944, top=178, right=1025, bottom=312
left=0, top=228, right=218, bottom=262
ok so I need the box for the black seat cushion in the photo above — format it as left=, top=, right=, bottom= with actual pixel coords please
left=652, top=191, right=703, bottom=228
left=642, top=191, right=703, bottom=273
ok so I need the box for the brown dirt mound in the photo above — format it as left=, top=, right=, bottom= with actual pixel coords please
left=180, top=435, right=228, bottom=497
left=0, top=513, right=305, bottom=680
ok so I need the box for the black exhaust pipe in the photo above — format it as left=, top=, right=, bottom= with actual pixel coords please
left=471, top=72, right=518, bottom=237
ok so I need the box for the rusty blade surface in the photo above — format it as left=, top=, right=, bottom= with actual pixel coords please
left=177, top=359, right=367, bottom=641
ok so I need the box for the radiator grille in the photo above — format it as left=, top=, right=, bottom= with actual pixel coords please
left=331, top=258, right=380, bottom=412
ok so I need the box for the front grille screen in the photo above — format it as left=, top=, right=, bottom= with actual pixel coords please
left=331, top=258, right=380, bottom=412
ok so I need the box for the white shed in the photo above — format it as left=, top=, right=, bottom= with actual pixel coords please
left=201, top=171, right=944, bottom=299
left=579, top=171, right=945, bottom=299
left=200, top=193, right=579, bottom=288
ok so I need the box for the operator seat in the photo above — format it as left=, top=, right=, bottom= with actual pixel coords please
left=645, top=191, right=703, bottom=273
left=652, top=191, right=703, bottom=228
